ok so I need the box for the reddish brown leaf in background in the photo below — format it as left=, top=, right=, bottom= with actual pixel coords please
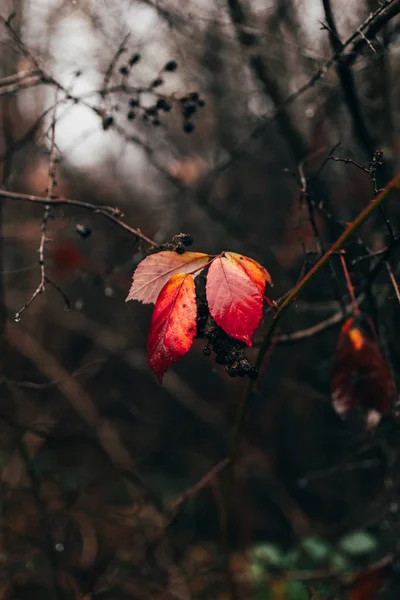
left=126, top=251, right=209, bottom=304
left=225, top=252, right=272, bottom=295
left=206, top=254, right=263, bottom=345
left=348, top=568, right=383, bottom=600
left=148, top=272, right=197, bottom=382
left=51, top=241, right=85, bottom=277
left=331, top=314, right=394, bottom=427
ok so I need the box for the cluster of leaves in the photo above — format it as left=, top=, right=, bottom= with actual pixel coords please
left=126, top=241, right=272, bottom=381
left=331, top=313, right=395, bottom=428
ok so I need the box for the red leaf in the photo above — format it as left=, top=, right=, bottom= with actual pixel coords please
left=331, top=314, right=394, bottom=427
left=51, top=241, right=85, bottom=276
left=206, top=254, right=263, bottom=345
left=348, top=569, right=382, bottom=600
left=148, top=272, right=197, bottom=382
left=225, top=252, right=273, bottom=295
left=126, top=251, right=209, bottom=304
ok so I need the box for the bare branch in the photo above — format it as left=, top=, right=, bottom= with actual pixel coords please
left=0, top=189, right=159, bottom=246
left=210, top=0, right=400, bottom=179
left=322, top=0, right=376, bottom=156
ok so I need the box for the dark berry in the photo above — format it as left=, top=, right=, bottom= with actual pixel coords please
left=153, top=118, right=160, bottom=126
left=102, top=116, right=114, bottom=130
left=164, top=60, right=178, bottom=72
left=175, top=244, right=185, bottom=254
left=156, top=98, right=171, bottom=111
left=181, top=233, right=193, bottom=246
left=76, top=224, right=92, bottom=238
left=119, top=65, right=129, bottom=76
left=189, top=92, right=199, bottom=102
left=127, top=110, right=136, bottom=120
left=197, top=99, right=205, bottom=107
left=183, top=102, right=197, bottom=119
left=146, top=106, right=158, bottom=117
left=183, top=121, right=195, bottom=134
left=151, top=78, right=163, bottom=88
left=215, top=354, right=228, bottom=365
left=129, top=98, right=139, bottom=107
left=203, top=344, right=211, bottom=357
left=129, top=53, right=141, bottom=66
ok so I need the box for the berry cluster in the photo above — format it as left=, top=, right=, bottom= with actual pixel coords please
left=101, top=54, right=206, bottom=133
left=159, top=232, right=194, bottom=254
left=179, top=92, right=206, bottom=134
left=203, top=321, right=258, bottom=380
left=120, top=57, right=205, bottom=131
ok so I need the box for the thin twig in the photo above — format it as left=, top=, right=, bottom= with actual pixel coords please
left=14, top=97, right=59, bottom=320
left=339, top=252, right=359, bottom=314
left=329, top=155, right=371, bottom=174
left=0, top=68, right=41, bottom=87
left=102, top=32, right=131, bottom=96
left=0, top=75, right=42, bottom=97
left=329, top=151, right=396, bottom=240
left=386, top=262, right=400, bottom=303
left=272, top=297, right=362, bottom=344
left=172, top=458, right=230, bottom=510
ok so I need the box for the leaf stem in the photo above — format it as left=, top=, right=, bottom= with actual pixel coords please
left=188, top=255, right=220, bottom=275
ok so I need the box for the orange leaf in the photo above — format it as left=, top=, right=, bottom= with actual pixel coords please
left=126, top=251, right=209, bottom=304
left=332, top=314, right=394, bottom=427
left=206, top=255, right=263, bottom=345
left=148, top=272, right=197, bottom=382
left=225, top=252, right=273, bottom=295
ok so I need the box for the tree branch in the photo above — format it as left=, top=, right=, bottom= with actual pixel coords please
left=322, top=0, right=376, bottom=156
left=211, top=0, right=400, bottom=178
left=230, top=170, right=400, bottom=465
left=226, top=0, right=307, bottom=163
left=0, top=189, right=159, bottom=246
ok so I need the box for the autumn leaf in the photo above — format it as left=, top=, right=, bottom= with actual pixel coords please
left=348, top=569, right=383, bottom=600
left=206, top=254, right=263, bottom=345
left=331, top=314, right=394, bottom=428
left=126, top=251, right=209, bottom=304
left=50, top=240, right=86, bottom=277
left=148, top=272, right=197, bottom=382
left=225, top=251, right=273, bottom=295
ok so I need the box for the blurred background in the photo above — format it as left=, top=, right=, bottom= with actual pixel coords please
left=1, top=0, right=400, bottom=598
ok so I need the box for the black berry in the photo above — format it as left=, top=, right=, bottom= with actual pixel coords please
left=76, top=224, right=91, bottom=238
left=164, top=60, right=178, bottom=72
left=183, top=121, right=195, bottom=134
left=129, top=53, right=141, bottom=66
